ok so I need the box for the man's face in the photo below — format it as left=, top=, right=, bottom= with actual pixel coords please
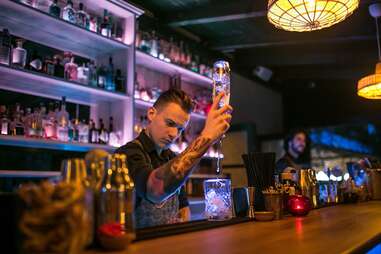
left=289, top=132, right=306, bottom=155
left=146, top=102, right=190, bottom=149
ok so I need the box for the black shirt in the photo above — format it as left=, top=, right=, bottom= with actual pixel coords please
left=115, top=131, right=189, bottom=228
left=275, top=152, right=310, bottom=175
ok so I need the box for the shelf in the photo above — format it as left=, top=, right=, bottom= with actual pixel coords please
left=134, top=98, right=207, bottom=120
left=135, top=50, right=213, bottom=88
left=189, top=174, right=228, bottom=179
left=0, top=135, right=116, bottom=152
left=0, top=64, right=130, bottom=105
left=0, top=0, right=132, bottom=59
left=0, top=170, right=60, bottom=178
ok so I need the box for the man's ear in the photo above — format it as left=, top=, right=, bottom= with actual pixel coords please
left=147, top=107, right=156, bottom=122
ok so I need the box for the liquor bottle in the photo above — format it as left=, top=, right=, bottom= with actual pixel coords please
left=43, top=56, right=55, bottom=76
left=77, top=63, right=89, bottom=84
left=114, top=69, right=125, bottom=92
left=34, top=0, right=51, bottom=13
left=89, top=119, right=99, bottom=143
left=68, top=119, right=75, bottom=142
left=78, top=119, right=89, bottom=143
left=23, top=107, right=34, bottom=137
left=53, top=54, right=64, bottom=78
left=62, top=51, right=72, bottom=67
left=190, top=55, right=199, bottom=73
left=29, top=50, right=43, bottom=72
left=140, top=32, right=151, bottom=53
left=0, top=105, right=9, bottom=135
left=62, top=0, right=76, bottom=24
left=49, top=0, right=61, bottom=18
left=89, top=17, right=98, bottom=33
left=56, top=96, right=69, bottom=142
left=10, top=103, right=25, bottom=136
left=97, top=65, right=106, bottom=89
left=108, top=116, right=119, bottom=146
left=64, top=56, right=78, bottom=81
left=76, top=3, right=89, bottom=29
left=20, top=0, right=35, bottom=7
left=105, top=57, right=115, bottom=91
left=179, top=41, right=186, bottom=66
left=36, top=103, right=45, bottom=138
left=98, top=118, right=109, bottom=144
left=100, top=9, right=111, bottom=37
left=88, top=60, right=97, bottom=87
left=44, top=102, right=57, bottom=139
left=149, top=30, right=159, bottom=58
left=0, top=29, right=12, bottom=66
left=12, top=39, right=27, bottom=68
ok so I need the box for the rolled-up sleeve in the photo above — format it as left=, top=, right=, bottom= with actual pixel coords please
left=115, top=143, right=152, bottom=199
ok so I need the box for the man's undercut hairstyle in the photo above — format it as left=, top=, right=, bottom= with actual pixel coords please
left=153, top=88, right=193, bottom=114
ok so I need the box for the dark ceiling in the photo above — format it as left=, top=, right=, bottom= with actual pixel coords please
left=130, top=0, right=381, bottom=130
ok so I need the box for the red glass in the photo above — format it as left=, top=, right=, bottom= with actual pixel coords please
left=287, top=195, right=311, bottom=216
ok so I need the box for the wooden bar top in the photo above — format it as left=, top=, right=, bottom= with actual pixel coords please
left=88, top=201, right=381, bottom=254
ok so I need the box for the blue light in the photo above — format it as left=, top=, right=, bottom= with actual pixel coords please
left=368, top=124, right=376, bottom=135
left=310, top=130, right=372, bottom=154
left=367, top=242, right=381, bottom=254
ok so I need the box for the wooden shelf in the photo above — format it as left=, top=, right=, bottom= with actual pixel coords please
left=0, top=135, right=116, bottom=152
left=135, top=50, right=213, bottom=88
left=134, top=98, right=207, bottom=120
left=0, top=0, right=133, bottom=59
left=0, top=64, right=130, bottom=105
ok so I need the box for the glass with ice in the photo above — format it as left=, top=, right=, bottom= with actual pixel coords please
left=204, top=178, right=233, bottom=221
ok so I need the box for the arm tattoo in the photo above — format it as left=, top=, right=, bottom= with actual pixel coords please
left=147, top=136, right=212, bottom=203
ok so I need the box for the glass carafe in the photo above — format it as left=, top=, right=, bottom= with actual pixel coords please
left=98, top=154, right=135, bottom=251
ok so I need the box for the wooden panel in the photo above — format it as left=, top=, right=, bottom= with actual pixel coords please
left=86, top=202, right=381, bottom=254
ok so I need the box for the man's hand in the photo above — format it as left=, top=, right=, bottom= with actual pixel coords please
left=201, top=92, right=233, bottom=143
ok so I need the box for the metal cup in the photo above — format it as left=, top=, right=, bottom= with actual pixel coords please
left=263, top=193, right=283, bottom=220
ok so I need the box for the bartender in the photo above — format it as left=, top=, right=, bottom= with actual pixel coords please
left=275, top=129, right=310, bottom=175
left=116, top=88, right=232, bottom=228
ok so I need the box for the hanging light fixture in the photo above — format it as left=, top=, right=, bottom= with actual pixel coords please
left=267, top=0, right=360, bottom=32
left=357, top=3, right=381, bottom=99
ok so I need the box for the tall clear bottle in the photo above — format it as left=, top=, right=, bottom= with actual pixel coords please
left=98, top=154, right=135, bottom=251
left=105, top=57, right=115, bottom=91
left=12, top=39, right=27, bottom=68
left=44, top=102, right=57, bottom=139
left=100, top=9, right=111, bottom=37
left=10, top=103, right=25, bottom=136
left=0, top=105, right=9, bottom=135
left=56, top=96, right=69, bottom=142
left=0, top=29, right=12, bottom=66
left=212, top=60, right=230, bottom=174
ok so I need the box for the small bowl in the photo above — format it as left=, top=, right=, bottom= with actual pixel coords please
left=255, top=211, right=275, bottom=221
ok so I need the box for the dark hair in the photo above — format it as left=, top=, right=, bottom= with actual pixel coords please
left=283, top=128, right=309, bottom=151
left=153, top=88, right=193, bottom=113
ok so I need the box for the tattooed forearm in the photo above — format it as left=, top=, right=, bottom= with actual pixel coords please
left=146, top=136, right=212, bottom=203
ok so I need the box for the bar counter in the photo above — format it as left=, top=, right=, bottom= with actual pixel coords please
left=87, top=201, right=381, bottom=254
